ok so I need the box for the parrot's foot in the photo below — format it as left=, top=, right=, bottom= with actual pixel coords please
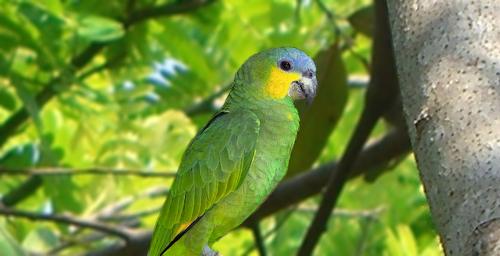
left=201, top=245, right=221, bottom=256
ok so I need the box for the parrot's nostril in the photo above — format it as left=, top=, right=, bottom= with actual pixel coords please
left=303, top=70, right=314, bottom=79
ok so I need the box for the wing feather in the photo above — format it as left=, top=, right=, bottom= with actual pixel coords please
left=148, top=109, right=260, bottom=256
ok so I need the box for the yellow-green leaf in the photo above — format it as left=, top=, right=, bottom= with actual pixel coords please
left=287, top=42, right=348, bottom=177
left=77, top=16, right=124, bottom=42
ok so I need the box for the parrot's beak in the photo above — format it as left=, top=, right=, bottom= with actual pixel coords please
left=288, top=70, right=317, bottom=104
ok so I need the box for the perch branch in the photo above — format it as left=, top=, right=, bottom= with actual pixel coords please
left=0, top=206, right=135, bottom=241
left=0, top=167, right=176, bottom=178
left=243, top=128, right=409, bottom=226
left=86, top=128, right=410, bottom=256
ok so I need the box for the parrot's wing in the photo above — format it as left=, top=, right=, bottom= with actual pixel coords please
left=149, top=109, right=260, bottom=256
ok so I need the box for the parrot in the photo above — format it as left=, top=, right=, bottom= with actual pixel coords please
left=148, top=47, right=317, bottom=256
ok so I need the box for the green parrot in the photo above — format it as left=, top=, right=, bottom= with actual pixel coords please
left=148, top=47, right=317, bottom=256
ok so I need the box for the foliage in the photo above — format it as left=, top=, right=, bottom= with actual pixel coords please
left=0, top=0, right=441, bottom=255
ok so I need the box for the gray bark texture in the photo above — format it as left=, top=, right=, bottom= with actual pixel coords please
left=386, top=1, right=500, bottom=255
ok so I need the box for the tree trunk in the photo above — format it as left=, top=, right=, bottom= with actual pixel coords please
left=387, top=1, right=500, bottom=255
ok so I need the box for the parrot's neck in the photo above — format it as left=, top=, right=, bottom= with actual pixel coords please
left=223, top=83, right=299, bottom=125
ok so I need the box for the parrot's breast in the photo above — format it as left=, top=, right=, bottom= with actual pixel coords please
left=207, top=101, right=300, bottom=241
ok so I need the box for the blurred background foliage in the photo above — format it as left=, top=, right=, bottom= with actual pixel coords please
left=0, top=0, right=441, bottom=255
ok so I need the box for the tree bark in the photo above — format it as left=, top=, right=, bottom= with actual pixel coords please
left=387, top=1, right=500, bottom=255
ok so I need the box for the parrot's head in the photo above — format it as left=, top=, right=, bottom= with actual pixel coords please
left=236, top=47, right=317, bottom=104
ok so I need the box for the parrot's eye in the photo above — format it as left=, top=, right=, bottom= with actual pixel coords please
left=279, top=60, right=293, bottom=71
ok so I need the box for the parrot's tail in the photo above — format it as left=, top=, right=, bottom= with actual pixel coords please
left=160, top=214, right=204, bottom=255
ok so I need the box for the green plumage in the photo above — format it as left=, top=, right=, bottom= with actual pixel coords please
left=149, top=48, right=316, bottom=256
left=149, top=110, right=259, bottom=255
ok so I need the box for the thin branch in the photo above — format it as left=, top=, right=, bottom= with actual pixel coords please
left=295, top=206, right=384, bottom=219
left=99, top=187, right=168, bottom=217
left=100, top=207, right=161, bottom=222
left=126, top=0, right=137, bottom=15
left=0, top=167, right=176, bottom=178
left=0, top=206, right=134, bottom=241
left=251, top=223, right=267, bottom=256
left=86, top=232, right=152, bottom=256
left=354, top=216, right=376, bottom=256
left=49, top=231, right=105, bottom=255
left=315, top=0, right=334, bottom=21
left=298, top=107, right=381, bottom=255
left=263, top=208, right=296, bottom=239
left=242, top=208, right=295, bottom=256
left=49, top=187, right=168, bottom=254
left=295, top=0, right=303, bottom=22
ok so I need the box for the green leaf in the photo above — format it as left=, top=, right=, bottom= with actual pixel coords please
left=36, top=0, right=64, bottom=17
left=12, top=78, right=42, bottom=131
left=0, top=88, right=17, bottom=110
left=397, top=225, right=418, bottom=256
left=0, top=32, right=19, bottom=53
left=348, top=5, right=375, bottom=37
left=287, top=42, right=348, bottom=177
left=19, top=2, right=65, bottom=40
left=385, top=225, right=418, bottom=256
left=21, top=227, right=59, bottom=253
left=77, top=16, right=124, bottom=42
left=0, top=223, right=24, bottom=256
left=43, top=175, right=83, bottom=213
left=0, top=144, right=38, bottom=168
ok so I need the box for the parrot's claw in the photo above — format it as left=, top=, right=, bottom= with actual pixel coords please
left=201, top=245, right=221, bottom=256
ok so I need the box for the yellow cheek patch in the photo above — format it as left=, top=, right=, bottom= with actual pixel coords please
left=264, top=66, right=301, bottom=99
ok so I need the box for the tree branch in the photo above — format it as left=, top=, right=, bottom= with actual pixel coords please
left=0, top=167, right=175, bottom=178
left=48, top=187, right=168, bottom=254
left=295, top=206, right=384, bottom=219
left=100, top=207, right=161, bottom=222
left=243, top=128, right=409, bottom=226
left=297, top=0, right=399, bottom=253
left=314, top=0, right=334, bottom=21
left=0, top=206, right=135, bottom=241
left=86, top=128, right=410, bottom=256
left=125, top=0, right=217, bottom=27
left=99, top=187, right=168, bottom=218
left=243, top=209, right=295, bottom=256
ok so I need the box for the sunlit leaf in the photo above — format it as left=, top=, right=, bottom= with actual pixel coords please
left=0, top=222, right=24, bottom=256
left=21, top=227, right=59, bottom=254
left=77, top=16, right=124, bottom=42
